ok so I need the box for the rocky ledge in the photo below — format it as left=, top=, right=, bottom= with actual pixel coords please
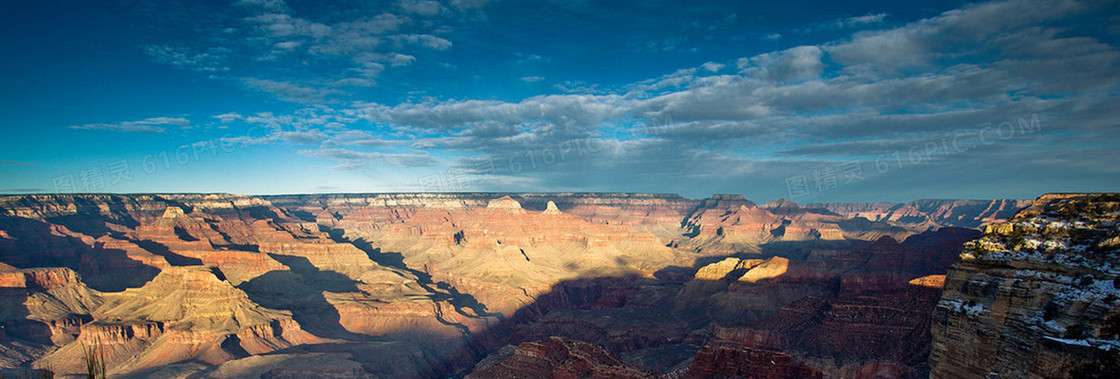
left=930, top=193, right=1120, bottom=378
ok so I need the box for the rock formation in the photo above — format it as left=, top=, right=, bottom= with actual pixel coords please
left=38, top=266, right=323, bottom=375
left=676, top=198, right=911, bottom=257
left=807, top=199, right=1033, bottom=231
left=0, top=194, right=477, bottom=376
left=467, top=337, right=654, bottom=378
left=684, top=344, right=822, bottom=379
left=930, top=193, right=1120, bottom=378
left=0, top=192, right=1032, bottom=377
left=737, top=256, right=790, bottom=283
left=692, top=257, right=763, bottom=281
left=543, top=201, right=563, bottom=215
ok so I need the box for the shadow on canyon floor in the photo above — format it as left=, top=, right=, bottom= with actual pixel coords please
left=132, top=239, right=203, bottom=266
left=324, top=227, right=506, bottom=324
left=238, top=254, right=375, bottom=341
left=338, top=230, right=976, bottom=377
left=231, top=224, right=975, bottom=376
left=0, top=218, right=87, bottom=270
left=443, top=272, right=944, bottom=377
left=0, top=217, right=162, bottom=292
left=0, top=289, right=50, bottom=347
left=0, top=213, right=975, bottom=377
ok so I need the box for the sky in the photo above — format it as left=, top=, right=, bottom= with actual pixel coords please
left=0, top=0, right=1118, bottom=202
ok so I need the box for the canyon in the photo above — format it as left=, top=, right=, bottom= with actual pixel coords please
left=0, top=192, right=1106, bottom=378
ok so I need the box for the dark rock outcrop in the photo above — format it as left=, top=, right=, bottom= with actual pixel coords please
left=468, top=336, right=654, bottom=378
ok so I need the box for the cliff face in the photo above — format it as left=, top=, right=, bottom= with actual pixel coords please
left=930, top=193, right=1120, bottom=378
left=0, top=266, right=101, bottom=363
left=676, top=198, right=911, bottom=257
left=0, top=194, right=471, bottom=377
left=271, top=194, right=688, bottom=316
left=43, top=266, right=321, bottom=373
left=808, top=199, right=1032, bottom=231
left=683, top=343, right=823, bottom=379
left=467, top=336, right=654, bottom=379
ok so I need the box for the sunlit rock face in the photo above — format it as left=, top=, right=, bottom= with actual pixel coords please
left=0, top=193, right=1026, bottom=377
left=674, top=197, right=913, bottom=257
left=0, top=194, right=458, bottom=377
left=270, top=193, right=689, bottom=317
left=38, top=266, right=324, bottom=376
left=930, top=193, right=1120, bottom=378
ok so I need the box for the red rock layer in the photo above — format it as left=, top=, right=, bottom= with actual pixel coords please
left=0, top=193, right=1027, bottom=378
left=40, top=266, right=325, bottom=376
left=467, top=336, right=654, bottom=378
left=677, top=199, right=910, bottom=256
left=0, top=267, right=83, bottom=289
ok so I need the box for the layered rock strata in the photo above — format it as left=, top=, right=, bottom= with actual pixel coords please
left=0, top=192, right=1030, bottom=377
left=930, top=193, right=1120, bottom=378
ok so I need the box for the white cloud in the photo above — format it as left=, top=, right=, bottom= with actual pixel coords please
left=141, top=117, right=191, bottom=126
left=143, top=45, right=229, bottom=73
left=520, top=76, right=544, bottom=82
left=845, top=13, right=888, bottom=27
left=553, top=80, right=602, bottom=94
left=701, top=62, right=725, bottom=72
left=393, top=34, right=453, bottom=50
left=214, top=113, right=243, bottom=123
left=128, top=0, right=1119, bottom=199
left=234, top=0, right=288, bottom=12
left=366, top=94, right=627, bottom=134
left=739, top=45, right=824, bottom=82
left=241, top=78, right=340, bottom=104
left=303, top=1, right=1117, bottom=200
left=301, top=148, right=438, bottom=168
left=826, top=0, right=1087, bottom=72
left=331, top=77, right=379, bottom=87
left=400, top=0, right=443, bottom=16
left=144, top=0, right=464, bottom=103
left=219, top=135, right=275, bottom=147
left=276, top=130, right=328, bottom=144
left=357, top=0, right=1114, bottom=153
left=514, top=53, right=550, bottom=65
left=69, top=117, right=190, bottom=133
left=449, top=0, right=490, bottom=11
left=327, top=130, right=409, bottom=146
left=389, top=53, right=417, bottom=67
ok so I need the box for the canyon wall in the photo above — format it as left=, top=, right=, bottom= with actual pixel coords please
left=807, top=199, right=1033, bottom=231
left=929, top=193, right=1120, bottom=378
left=0, top=192, right=1030, bottom=377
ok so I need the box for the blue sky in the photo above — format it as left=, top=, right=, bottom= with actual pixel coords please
left=1, top=0, right=1118, bottom=202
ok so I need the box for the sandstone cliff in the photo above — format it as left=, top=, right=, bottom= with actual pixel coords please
left=930, top=193, right=1120, bottom=378
left=676, top=198, right=911, bottom=257
left=0, top=194, right=479, bottom=377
